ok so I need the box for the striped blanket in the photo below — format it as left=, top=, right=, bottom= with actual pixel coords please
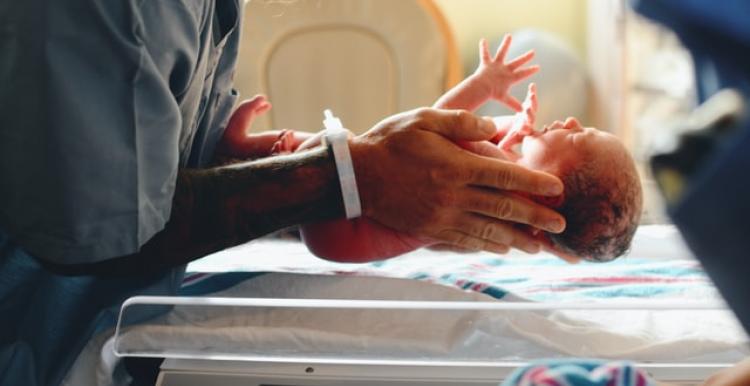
left=502, top=360, right=654, bottom=386
left=184, top=227, right=719, bottom=303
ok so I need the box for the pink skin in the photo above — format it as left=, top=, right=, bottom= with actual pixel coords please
left=483, top=107, right=632, bottom=264
left=517, top=117, right=625, bottom=181
left=294, top=131, right=432, bottom=262
left=301, top=35, right=544, bottom=263
left=304, top=86, right=618, bottom=264
left=434, top=35, right=539, bottom=112
left=301, top=85, right=544, bottom=263
left=514, top=117, right=635, bottom=263
left=217, top=35, right=564, bottom=263
left=216, top=96, right=426, bottom=261
left=216, top=95, right=313, bottom=159
left=497, top=83, right=539, bottom=159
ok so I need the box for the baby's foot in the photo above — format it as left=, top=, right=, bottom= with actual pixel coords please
left=224, top=94, right=272, bottom=140
left=218, top=94, right=273, bottom=158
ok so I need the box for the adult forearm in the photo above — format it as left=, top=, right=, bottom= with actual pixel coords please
left=49, top=147, right=343, bottom=276
left=181, top=147, right=343, bottom=250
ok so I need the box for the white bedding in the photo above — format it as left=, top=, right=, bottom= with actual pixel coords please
left=66, top=273, right=748, bottom=386
left=116, top=273, right=748, bottom=362
left=63, top=226, right=749, bottom=386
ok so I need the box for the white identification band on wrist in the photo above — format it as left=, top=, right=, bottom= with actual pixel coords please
left=322, top=109, right=362, bottom=219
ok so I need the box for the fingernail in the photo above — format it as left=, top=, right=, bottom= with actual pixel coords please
left=547, top=184, right=563, bottom=196
left=493, top=246, right=509, bottom=254
left=482, top=119, right=497, bottom=134
left=525, top=243, right=541, bottom=253
left=546, top=219, right=564, bottom=233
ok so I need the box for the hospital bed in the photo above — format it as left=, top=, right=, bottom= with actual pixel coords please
left=63, top=225, right=750, bottom=386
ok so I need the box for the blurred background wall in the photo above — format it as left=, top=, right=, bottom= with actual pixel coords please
left=433, top=0, right=588, bottom=75
left=238, top=0, right=692, bottom=224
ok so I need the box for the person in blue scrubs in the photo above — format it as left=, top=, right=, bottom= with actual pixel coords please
left=633, top=0, right=750, bottom=331
left=0, top=1, right=568, bottom=384
left=633, top=1, right=750, bottom=384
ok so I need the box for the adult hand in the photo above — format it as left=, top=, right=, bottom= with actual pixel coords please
left=349, top=108, right=566, bottom=254
left=703, top=357, right=750, bottom=386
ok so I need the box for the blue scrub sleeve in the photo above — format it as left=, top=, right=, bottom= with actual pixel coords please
left=634, top=0, right=750, bottom=331
left=0, top=0, right=207, bottom=264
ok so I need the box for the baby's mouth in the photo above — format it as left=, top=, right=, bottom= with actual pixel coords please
left=502, top=120, right=572, bottom=158
left=517, top=125, right=548, bottom=149
left=515, top=124, right=563, bottom=156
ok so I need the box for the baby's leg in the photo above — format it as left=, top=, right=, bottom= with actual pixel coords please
left=217, top=95, right=312, bottom=160
left=301, top=218, right=429, bottom=263
left=219, top=95, right=272, bottom=158
left=297, top=132, right=432, bottom=262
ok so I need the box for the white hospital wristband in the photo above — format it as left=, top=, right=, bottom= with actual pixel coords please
left=322, top=109, right=362, bottom=219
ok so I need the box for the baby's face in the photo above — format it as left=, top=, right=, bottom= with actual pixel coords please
left=515, top=119, right=628, bottom=179
left=509, top=118, right=641, bottom=262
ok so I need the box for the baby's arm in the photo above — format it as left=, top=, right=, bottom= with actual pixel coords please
left=496, top=83, right=539, bottom=160
left=433, top=35, right=539, bottom=112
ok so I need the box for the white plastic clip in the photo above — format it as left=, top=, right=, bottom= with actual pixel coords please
left=323, top=109, right=362, bottom=219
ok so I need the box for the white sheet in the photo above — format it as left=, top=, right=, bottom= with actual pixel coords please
left=66, top=273, right=748, bottom=386
left=63, top=226, right=748, bottom=386
left=116, top=273, right=748, bottom=362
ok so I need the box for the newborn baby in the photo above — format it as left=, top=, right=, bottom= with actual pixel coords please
left=501, top=106, right=643, bottom=262
left=300, top=86, right=642, bottom=263
left=219, top=36, right=642, bottom=263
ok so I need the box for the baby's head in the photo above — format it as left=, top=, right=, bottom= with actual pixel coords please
left=518, top=118, right=642, bottom=262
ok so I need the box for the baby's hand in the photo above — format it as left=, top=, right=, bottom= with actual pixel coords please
left=474, top=35, right=540, bottom=111
left=498, top=83, right=538, bottom=155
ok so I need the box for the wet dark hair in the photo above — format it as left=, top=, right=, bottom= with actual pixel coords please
left=549, top=159, right=642, bottom=262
